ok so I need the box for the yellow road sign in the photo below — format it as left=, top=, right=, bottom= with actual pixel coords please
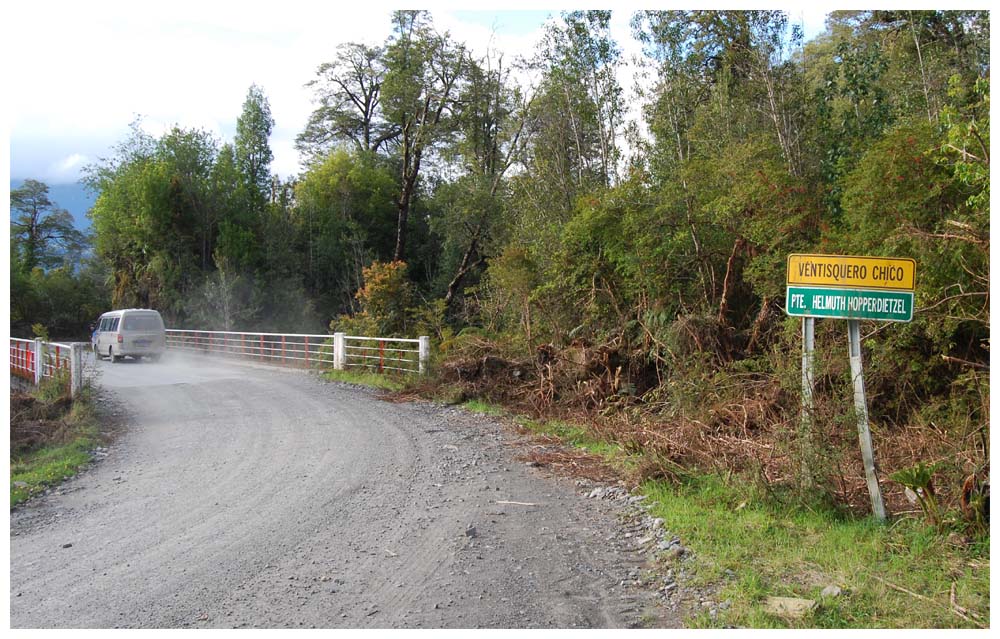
left=787, top=254, right=915, bottom=291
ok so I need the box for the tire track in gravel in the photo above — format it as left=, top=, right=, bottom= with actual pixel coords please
left=10, top=354, right=679, bottom=629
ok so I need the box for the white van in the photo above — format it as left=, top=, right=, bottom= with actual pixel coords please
left=93, top=309, right=166, bottom=362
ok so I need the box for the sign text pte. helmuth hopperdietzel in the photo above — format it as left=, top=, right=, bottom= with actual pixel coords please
left=785, top=254, right=916, bottom=322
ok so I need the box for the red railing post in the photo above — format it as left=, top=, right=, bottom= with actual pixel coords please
left=281, top=336, right=286, bottom=364
left=304, top=336, right=310, bottom=368
left=242, top=333, right=246, bottom=357
left=379, top=340, right=385, bottom=373
left=259, top=334, right=264, bottom=360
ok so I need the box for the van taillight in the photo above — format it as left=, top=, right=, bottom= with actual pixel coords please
left=117, top=334, right=124, bottom=343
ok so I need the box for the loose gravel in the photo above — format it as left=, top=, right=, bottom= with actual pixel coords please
left=10, top=354, right=695, bottom=629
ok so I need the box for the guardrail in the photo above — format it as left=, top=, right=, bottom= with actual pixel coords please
left=165, top=330, right=430, bottom=374
left=10, top=338, right=85, bottom=397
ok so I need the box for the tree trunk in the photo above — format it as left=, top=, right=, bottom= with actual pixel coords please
left=393, top=173, right=416, bottom=262
left=718, top=237, right=747, bottom=325
left=443, top=237, right=484, bottom=309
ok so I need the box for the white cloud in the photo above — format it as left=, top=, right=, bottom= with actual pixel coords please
left=6, top=1, right=397, bottom=181
left=7, top=2, right=836, bottom=183
left=54, top=153, right=88, bottom=176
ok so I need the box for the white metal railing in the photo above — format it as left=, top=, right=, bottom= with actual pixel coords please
left=165, top=330, right=430, bottom=374
left=341, top=334, right=426, bottom=374
left=9, top=338, right=85, bottom=397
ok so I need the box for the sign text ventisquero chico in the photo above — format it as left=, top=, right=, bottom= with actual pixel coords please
left=787, top=254, right=915, bottom=291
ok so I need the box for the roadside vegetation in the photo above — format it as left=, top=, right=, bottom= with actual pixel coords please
left=646, top=475, right=989, bottom=629
left=455, top=400, right=989, bottom=628
left=322, top=369, right=408, bottom=391
left=10, top=378, right=101, bottom=507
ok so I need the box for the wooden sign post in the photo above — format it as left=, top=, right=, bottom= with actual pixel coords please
left=786, top=254, right=916, bottom=521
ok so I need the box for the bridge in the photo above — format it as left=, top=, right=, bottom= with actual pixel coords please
left=11, top=329, right=431, bottom=396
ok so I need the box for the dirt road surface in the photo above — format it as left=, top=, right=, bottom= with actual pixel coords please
left=10, top=353, right=679, bottom=629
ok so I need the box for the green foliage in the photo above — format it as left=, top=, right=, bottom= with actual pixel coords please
left=889, top=462, right=944, bottom=527
left=408, top=298, right=453, bottom=345
left=332, top=260, right=414, bottom=337
left=295, top=150, right=399, bottom=318
left=10, top=179, right=86, bottom=271
left=642, top=475, right=989, bottom=628
left=8, top=179, right=108, bottom=339
left=235, top=84, right=275, bottom=210
left=11, top=387, right=100, bottom=507
left=322, top=369, right=406, bottom=391
left=297, top=42, right=394, bottom=159
left=30, top=324, right=49, bottom=341
left=84, top=121, right=217, bottom=317
left=10, top=261, right=110, bottom=340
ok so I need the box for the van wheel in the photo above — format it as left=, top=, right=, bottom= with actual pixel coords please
left=109, top=347, right=119, bottom=363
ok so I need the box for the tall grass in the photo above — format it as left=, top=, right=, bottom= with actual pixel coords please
left=10, top=389, right=100, bottom=507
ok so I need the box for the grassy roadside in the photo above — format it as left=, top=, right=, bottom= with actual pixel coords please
left=645, top=476, right=989, bottom=628
left=461, top=399, right=990, bottom=629
left=321, top=369, right=409, bottom=391
left=10, top=385, right=101, bottom=507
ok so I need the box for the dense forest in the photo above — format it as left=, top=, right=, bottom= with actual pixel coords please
left=10, top=10, right=989, bottom=516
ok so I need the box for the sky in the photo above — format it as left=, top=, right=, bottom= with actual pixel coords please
left=5, top=2, right=835, bottom=189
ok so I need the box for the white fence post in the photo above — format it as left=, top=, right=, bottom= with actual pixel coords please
left=418, top=336, right=430, bottom=375
left=33, top=339, right=43, bottom=385
left=334, top=332, right=345, bottom=370
left=70, top=343, right=83, bottom=398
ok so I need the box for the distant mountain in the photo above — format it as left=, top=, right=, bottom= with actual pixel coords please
left=10, top=180, right=96, bottom=232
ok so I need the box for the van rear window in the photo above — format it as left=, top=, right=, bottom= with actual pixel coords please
left=122, top=314, right=164, bottom=331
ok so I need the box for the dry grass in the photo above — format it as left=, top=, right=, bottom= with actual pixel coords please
left=10, top=391, right=75, bottom=455
left=515, top=443, right=621, bottom=484
left=417, top=337, right=987, bottom=519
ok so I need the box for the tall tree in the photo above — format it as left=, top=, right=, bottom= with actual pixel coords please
left=381, top=10, right=465, bottom=261
left=235, top=84, right=275, bottom=212
left=10, top=179, right=85, bottom=271
left=435, top=49, right=528, bottom=310
left=84, top=122, right=217, bottom=315
left=529, top=10, right=624, bottom=190
left=210, top=143, right=257, bottom=271
left=158, top=127, right=219, bottom=271
left=298, top=43, right=398, bottom=159
left=294, top=150, right=398, bottom=316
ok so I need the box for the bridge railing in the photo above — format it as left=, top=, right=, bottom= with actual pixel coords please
left=9, top=338, right=85, bottom=397
left=165, top=330, right=430, bottom=375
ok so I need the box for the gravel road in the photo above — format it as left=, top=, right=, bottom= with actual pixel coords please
left=10, top=353, right=682, bottom=629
